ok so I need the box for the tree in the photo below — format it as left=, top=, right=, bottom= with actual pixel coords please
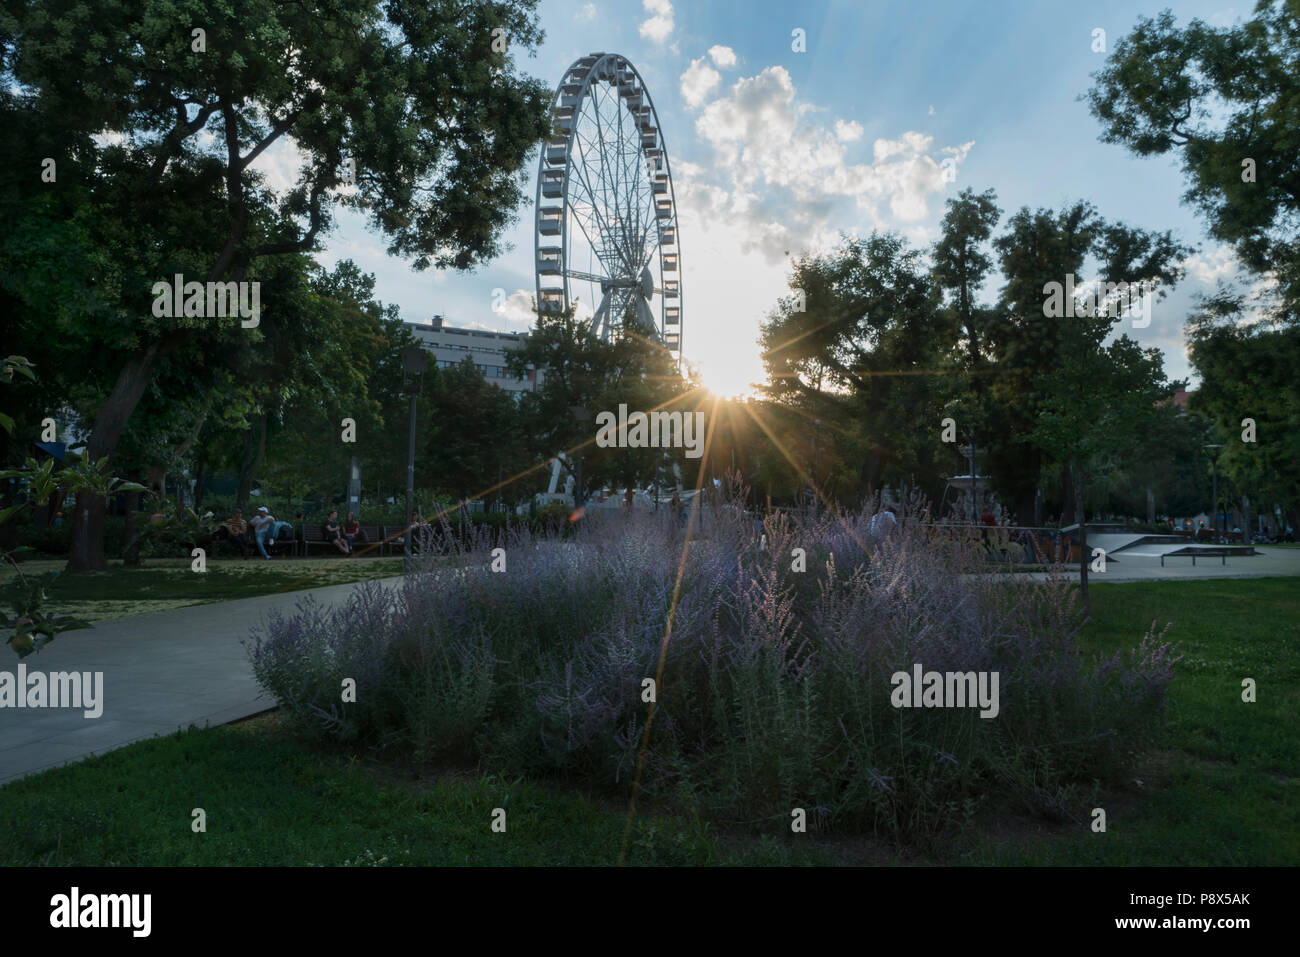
left=988, top=201, right=1103, bottom=522
left=1086, top=2, right=1300, bottom=318
left=508, top=308, right=694, bottom=503
left=1034, top=329, right=1167, bottom=615
left=424, top=359, right=529, bottom=504
left=988, top=204, right=1190, bottom=524
left=759, top=233, right=954, bottom=505
left=1187, top=294, right=1300, bottom=534
left=933, top=187, right=1001, bottom=377
left=248, top=261, right=416, bottom=508
left=1, top=0, right=552, bottom=570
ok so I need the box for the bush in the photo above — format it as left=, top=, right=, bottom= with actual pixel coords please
left=247, top=493, right=1180, bottom=841
left=11, top=514, right=127, bottom=558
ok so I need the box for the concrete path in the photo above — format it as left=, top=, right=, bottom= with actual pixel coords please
left=0, top=576, right=401, bottom=787
left=1031, top=545, right=1300, bottom=583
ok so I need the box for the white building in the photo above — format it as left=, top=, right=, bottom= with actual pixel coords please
left=406, top=316, right=544, bottom=394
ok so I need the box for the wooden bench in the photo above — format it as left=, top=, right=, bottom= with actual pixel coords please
left=301, top=524, right=350, bottom=556
left=1161, top=547, right=1234, bottom=567
left=353, top=525, right=383, bottom=554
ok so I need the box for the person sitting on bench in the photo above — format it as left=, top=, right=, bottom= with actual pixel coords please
left=342, top=512, right=361, bottom=554
left=251, top=506, right=279, bottom=559
left=214, top=507, right=252, bottom=557
left=323, top=509, right=350, bottom=555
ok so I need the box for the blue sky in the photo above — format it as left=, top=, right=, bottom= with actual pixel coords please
left=293, top=0, right=1250, bottom=396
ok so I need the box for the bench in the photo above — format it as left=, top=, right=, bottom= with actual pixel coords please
left=301, top=524, right=352, bottom=556
left=1161, top=547, right=1234, bottom=567
left=354, top=525, right=384, bottom=555
left=338, top=525, right=386, bottom=556
left=384, top=524, right=423, bottom=554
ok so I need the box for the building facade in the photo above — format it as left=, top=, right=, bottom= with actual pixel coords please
left=405, top=317, right=543, bottom=394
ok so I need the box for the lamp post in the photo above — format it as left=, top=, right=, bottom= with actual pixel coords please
left=964, top=429, right=979, bottom=523
left=401, top=346, right=428, bottom=561
left=570, top=405, right=590, bottom=510
left=1203, top=443, right=1223, bottom=543
left=811, top=418, right=820, bottom=516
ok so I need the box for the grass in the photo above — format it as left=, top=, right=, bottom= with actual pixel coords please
left=0, top=556, right=404, bottom=622
left=0, top=712, right=828, bottom=866
left=0, top=577, right=1294, bottom=865
left=956, top=576, right=1300, bottom=865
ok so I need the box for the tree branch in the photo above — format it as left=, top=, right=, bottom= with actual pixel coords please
left=253, top=179, right=329, bottom=256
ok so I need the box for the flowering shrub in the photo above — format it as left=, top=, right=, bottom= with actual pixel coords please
left=247, top=495, right=1180, bottom=839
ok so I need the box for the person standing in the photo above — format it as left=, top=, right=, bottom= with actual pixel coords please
left=870, top=504, right=898, bottom=540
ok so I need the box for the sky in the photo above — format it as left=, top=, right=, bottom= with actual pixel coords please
left=268, top=0, right=1254, bottom=397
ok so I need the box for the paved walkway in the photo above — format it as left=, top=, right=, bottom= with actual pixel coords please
left=0, top=576, right=402, bottom=786
left=1048, top=544, right=1300, bottom=583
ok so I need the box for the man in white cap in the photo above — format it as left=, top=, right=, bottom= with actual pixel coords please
left=250, top=506, right=277, bottom=559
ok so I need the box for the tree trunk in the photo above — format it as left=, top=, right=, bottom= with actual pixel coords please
left=0, top=428, right=16, bottom=555
left=193, top=449, right=207, bottom=510
left=1074, top=459, right=1089, bottom=617
left=145, top=465, right=167, bottom=504
left=235, top=414, right=268, bottom=509
left=65, top=346, right=161, bottom=572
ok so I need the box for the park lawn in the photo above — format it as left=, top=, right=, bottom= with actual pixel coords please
left=958, top=576, right=1300, bottom=865
left=0, top=711, right=828, bottom=867
left=0, top=556, right=404, bottom=622
left=0, top=577, right=1294, bottom=866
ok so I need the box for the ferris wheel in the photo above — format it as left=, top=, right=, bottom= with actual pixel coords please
left=534, top=53, right=682, bottom=359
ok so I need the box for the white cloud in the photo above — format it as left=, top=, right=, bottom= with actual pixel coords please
left=928, top=105, right=935, bottom=116
left=708, top=45, right=737, bottom=69
left=689, top=65, right=970, bottom=243
left=494, top=289, right=542, bottom=329
left=680, top=57, right=721, bottom=109
left=834, top=119, right=863, bottom=142
left=639, top=0, right=674, bottom=44
left=1182, top=245, right=1239, bottom=285
left=576, top=2, right=597, bottom=21
left=247, top=136, right=308, bottom=196
left=872, top=131, right=931, bottom=163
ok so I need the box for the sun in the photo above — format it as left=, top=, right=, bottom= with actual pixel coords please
left=686, top=355, right=760, bottom=400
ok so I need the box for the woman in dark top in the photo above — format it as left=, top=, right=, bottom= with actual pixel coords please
left=323, top=509, right=350, bottom=555
left=342, top=512, right=361, bottom=555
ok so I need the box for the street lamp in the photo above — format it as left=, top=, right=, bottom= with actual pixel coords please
left=570, top=405, right=591, bottom=510
left=401, top=345, right=428, bottom=560
left=812, top=418, right=820, bottom=515
left=963, top=429, right=979, bottom=524
left=1202, top=443, right=1223, bottom=543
